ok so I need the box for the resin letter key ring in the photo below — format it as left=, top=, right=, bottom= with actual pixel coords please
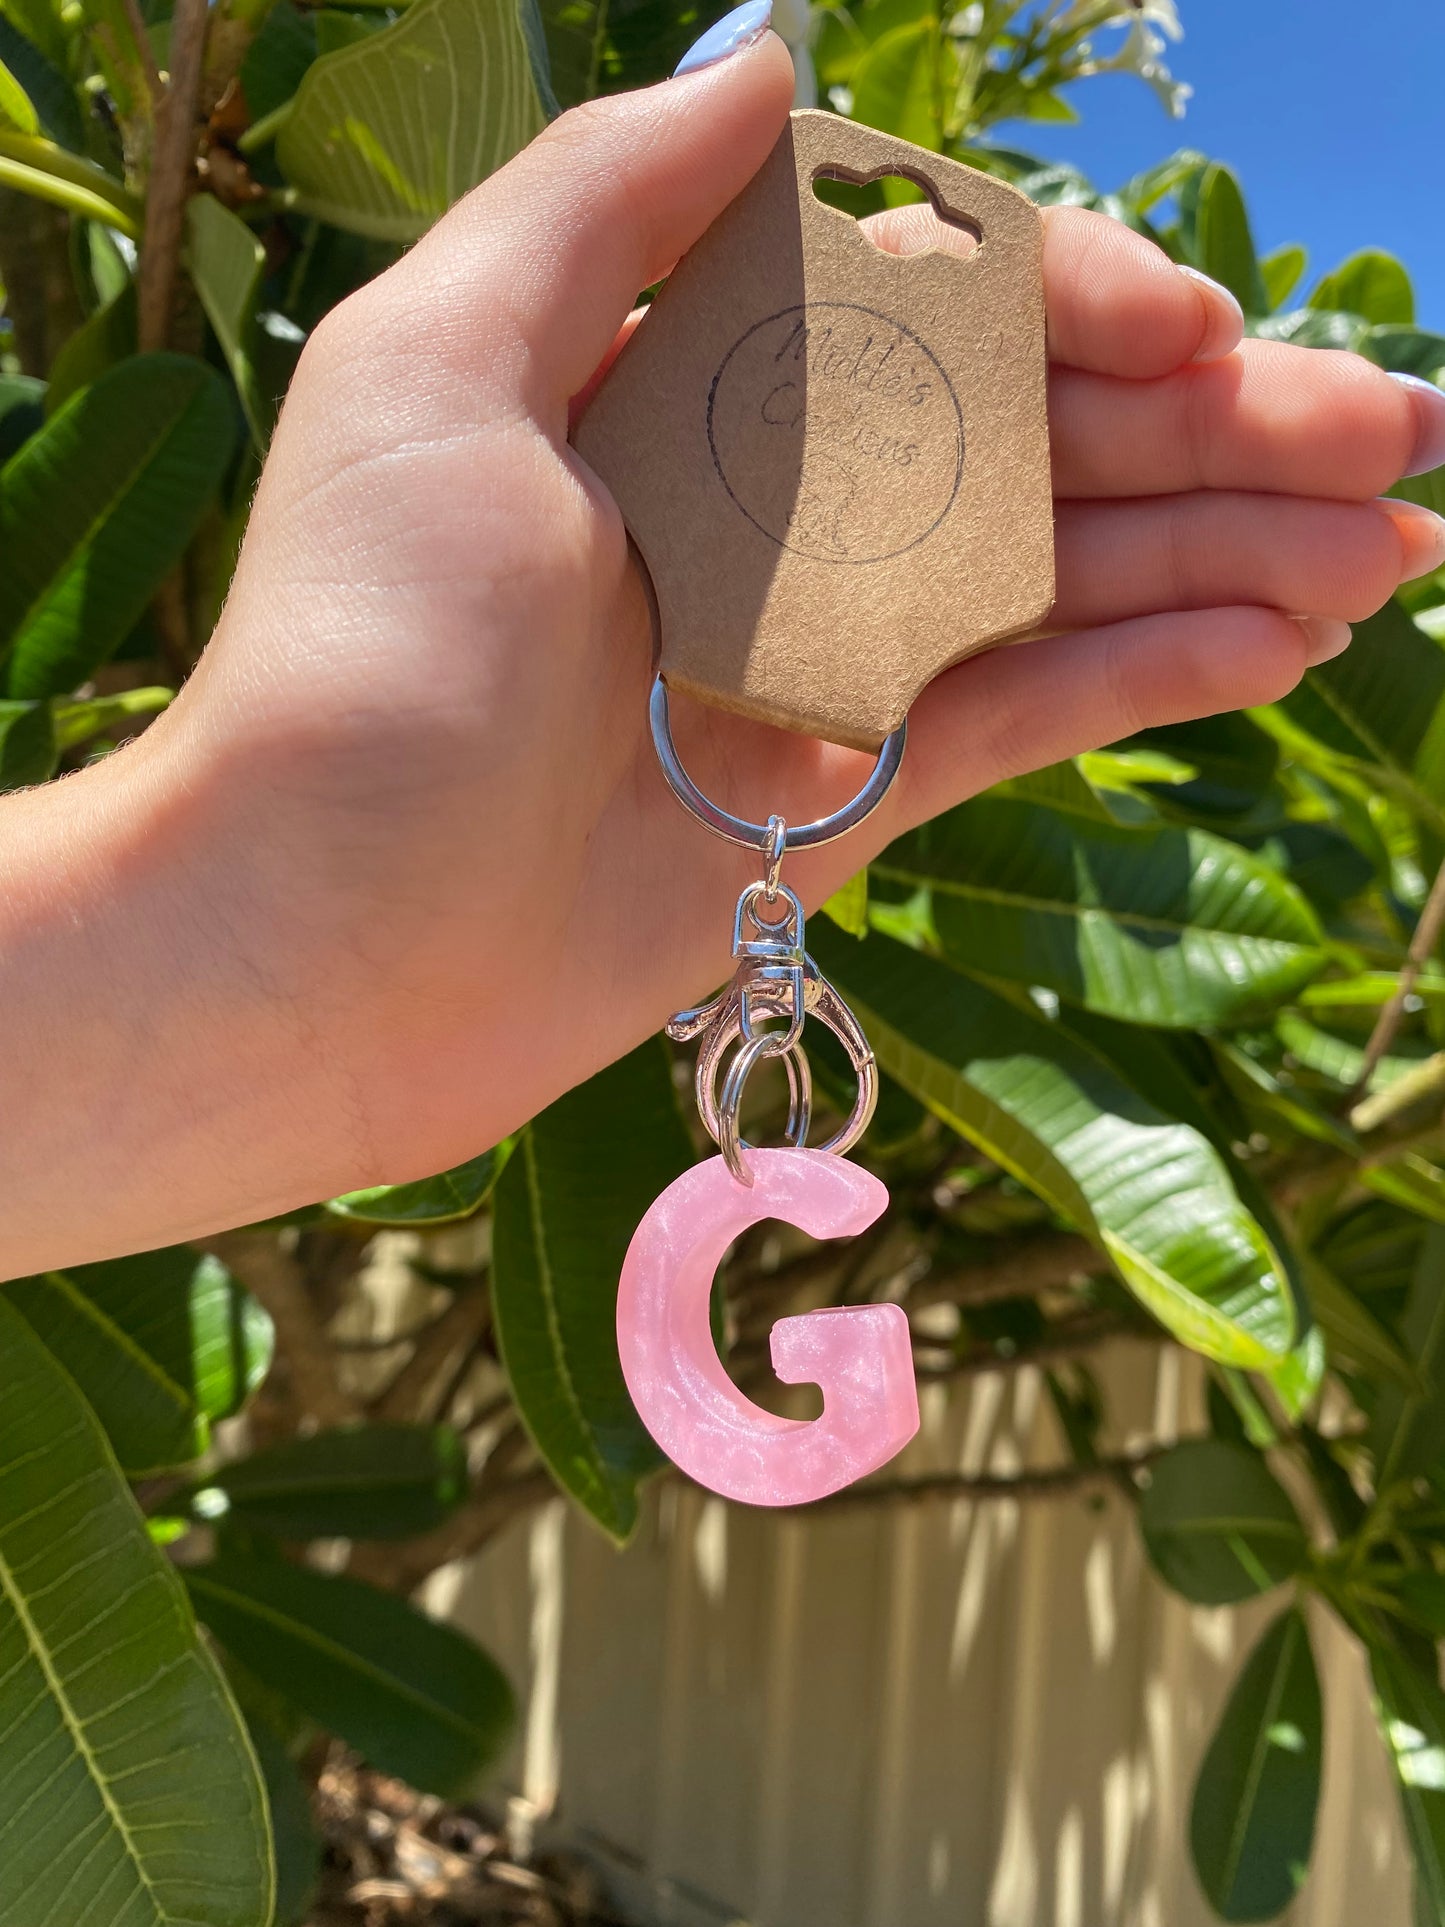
left=573, top=111, right=1053, bottom=1505
left=616, top=699, right=919, bottom=1506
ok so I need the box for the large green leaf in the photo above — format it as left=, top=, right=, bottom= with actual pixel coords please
left=1308, top=249, right=1414, bottom=326
left=1195, top=162, right=1267, bottom=315
left=192, top=1423, right=469, bottom=1539
left=3, top=1246, right=273, bottom=1474
left=1372, top=1644, right=1445, bottom=1916
left=1269, top=598, right=1445, bottom=836
left=275, top=0, right=550, bottom=240
left=1360, top=325, right=1445, bottom=380
left=327, top=1142, right=510, bottom=1225
left=813, top=924, right=1296, bottom=1366
left=186, top=194, right=271, bottom=449
left=1190, top=1608, right=1320, bottom=1921
left=0, top=354, right=234, bottom=698
left=0, top=1296, right=274, bottom=1926
left=492, top=1039, right=693, bottom=1540
left=1259, top=242, right=1307, bottom=311
left=1367, top=1227, right=1445, bottom=1493
left=0, top=13, right=81, bottom=147
left=186, top=1553, right=515, bottom=1796
left=877, top=793, right=1324, bottom=1027
left=1140, top=1439, right=1308, bottom=1604
left=850, top=18, right=947, bottom=164
left=241, top=1710, right=320, bottom=1927
left=1303, top=1257, right=1420, bottom=1390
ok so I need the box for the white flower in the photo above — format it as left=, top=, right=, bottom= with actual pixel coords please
left=1140, top=0, right=1184, bottom=40
left=1082, top=17, right=1192, bottom=117
left=949, top=3, right=985, bottom=35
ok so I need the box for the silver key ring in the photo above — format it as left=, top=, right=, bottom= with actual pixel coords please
left=649, top=675, right=907, bottom=854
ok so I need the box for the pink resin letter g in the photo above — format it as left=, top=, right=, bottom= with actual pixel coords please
left=617, top=1148, right=920, bottom=1506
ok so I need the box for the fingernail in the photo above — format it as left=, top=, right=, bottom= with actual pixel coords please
left=1178, top=264, right=1245, bottom=363
left=1292, top=615, right=1353, bottom=666
left=1390, top=372, right=1445, bottom=478
left=1382, top=498, right=1445, bottom=581
left=673, top=0, right=772, bottom=74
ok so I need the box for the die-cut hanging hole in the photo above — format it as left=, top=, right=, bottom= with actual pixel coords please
left=812, top=169, right=982, bottom=260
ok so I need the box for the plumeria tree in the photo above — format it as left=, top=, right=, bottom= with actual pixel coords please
left=1, top=1, right=1445, bottom=1923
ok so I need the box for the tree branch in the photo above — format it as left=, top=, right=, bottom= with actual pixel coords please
left=201, top=1229, right=358, bottom=1428
left=792, top=1437, right=1178, bottom=1512
left=137, top=0, right=208, bottom=351
left=907, top=1232, right=1107, bottom=1310
left=349, top=1464, right=554, bottom=1593
left=1347, top=853, right=1445, bottom=1107
left=369, top=1288, right=492, bottom=1423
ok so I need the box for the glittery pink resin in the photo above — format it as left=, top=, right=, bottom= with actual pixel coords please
left=617, top=1148, right=920, bottom=1506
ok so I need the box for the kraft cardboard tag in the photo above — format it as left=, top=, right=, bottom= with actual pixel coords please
left=573, top=110, right=1054, bottom=751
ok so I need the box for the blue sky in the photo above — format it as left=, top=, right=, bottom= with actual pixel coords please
left=1003, top=1, right=1445, bottom=328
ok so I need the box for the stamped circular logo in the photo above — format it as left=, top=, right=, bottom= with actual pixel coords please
left=706, top=301, right=964, bottom=566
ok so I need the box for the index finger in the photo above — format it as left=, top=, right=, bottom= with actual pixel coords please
left=858, top=200, right=1244, bottom=380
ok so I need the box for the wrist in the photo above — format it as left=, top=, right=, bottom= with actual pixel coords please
left=0, top=728, right=376, bottom=1272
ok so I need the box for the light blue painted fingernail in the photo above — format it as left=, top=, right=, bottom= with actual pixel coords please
left=1390, top=371, right=1445, bottom=478
left=673, top=0, right=772, bottom=75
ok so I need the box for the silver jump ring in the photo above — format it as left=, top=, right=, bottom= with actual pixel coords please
left=763, top=814, right=786, bottom=903
left=717, top=1031, right=814, bottom=1186
left=649, top=675, right=906, bottom=853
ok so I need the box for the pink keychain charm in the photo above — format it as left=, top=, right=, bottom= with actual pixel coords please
left=617, top=682, right=920, bottom=1507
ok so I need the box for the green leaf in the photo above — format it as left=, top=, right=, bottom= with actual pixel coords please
left=0, top=47, right=36, bottom=129
left=52, top=682, right=172, bottom=748
left=192, top=1423, right=470, bottom=1539
left=876, top=793, right=1324, bottom=1027
left=0, top=128, right=141, bottom=234
left=0, top=694, right=54, bottom=786
left=1395, top=1572, right=1445, bottom=1638
left=1195, top=162, right=1267, bottom=316
left=1309, top=249, right=1414, bottom=327
left=0, top=370, right=43, bottom=461
left=812, top=924, right=1296, bottom=1367
left=1359, top=326, right=1445, bottom=381
left=0, top=1296, right=274, bottom=1926
left=1368, top=1227, right=1445, bottom=1492
left=1140, top=1439, right=1308, bottom=1604
left=2, top=1246, right=273, bottom=1474
left=1303, top=1257, right=1421, bottom=1390
left=1269, top=599, right=1445, bottom=837
left=0, top=353, right=235, bottom=698
left=821, top=867, right=869, bottom=938
left=275, top=0, right=550, bottom=240
left=492, top=1039, right=693, bottom=1540
left=1190, top=1608, right=1320, bottom=1921
left=1251, top=305, right=1368, bottom=351
left=241, top=1710, right=321, bottom=1926
left=1372, top=1644, right=1445, bottom=1915
left=851, top=18, right=950, bottom=163
left=186, top=1553, right=515, bottom=1796
left=0, top=14, right=83, bottom=146
left=44, top=279, right=137, bottom=416
left=1260, top=242, right=1307, bottom=311
left=327, top=1142, right=511, bottom=1225
left=186, top=194, right=271, bottom=450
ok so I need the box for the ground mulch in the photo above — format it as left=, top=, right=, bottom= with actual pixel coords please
left=307, top=1759, right=639, bottom=1927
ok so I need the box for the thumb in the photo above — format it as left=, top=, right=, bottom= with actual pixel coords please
left=399, top=20, right=796, bottom=410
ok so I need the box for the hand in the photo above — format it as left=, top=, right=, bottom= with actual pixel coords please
left=4, top=30, right=1442, bottom=1269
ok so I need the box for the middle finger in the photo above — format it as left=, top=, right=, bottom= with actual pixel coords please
left=1051, top=338, right=1420, bottom=502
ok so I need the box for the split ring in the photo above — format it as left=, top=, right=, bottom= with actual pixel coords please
left=649, top=675, right=906, bottom=854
